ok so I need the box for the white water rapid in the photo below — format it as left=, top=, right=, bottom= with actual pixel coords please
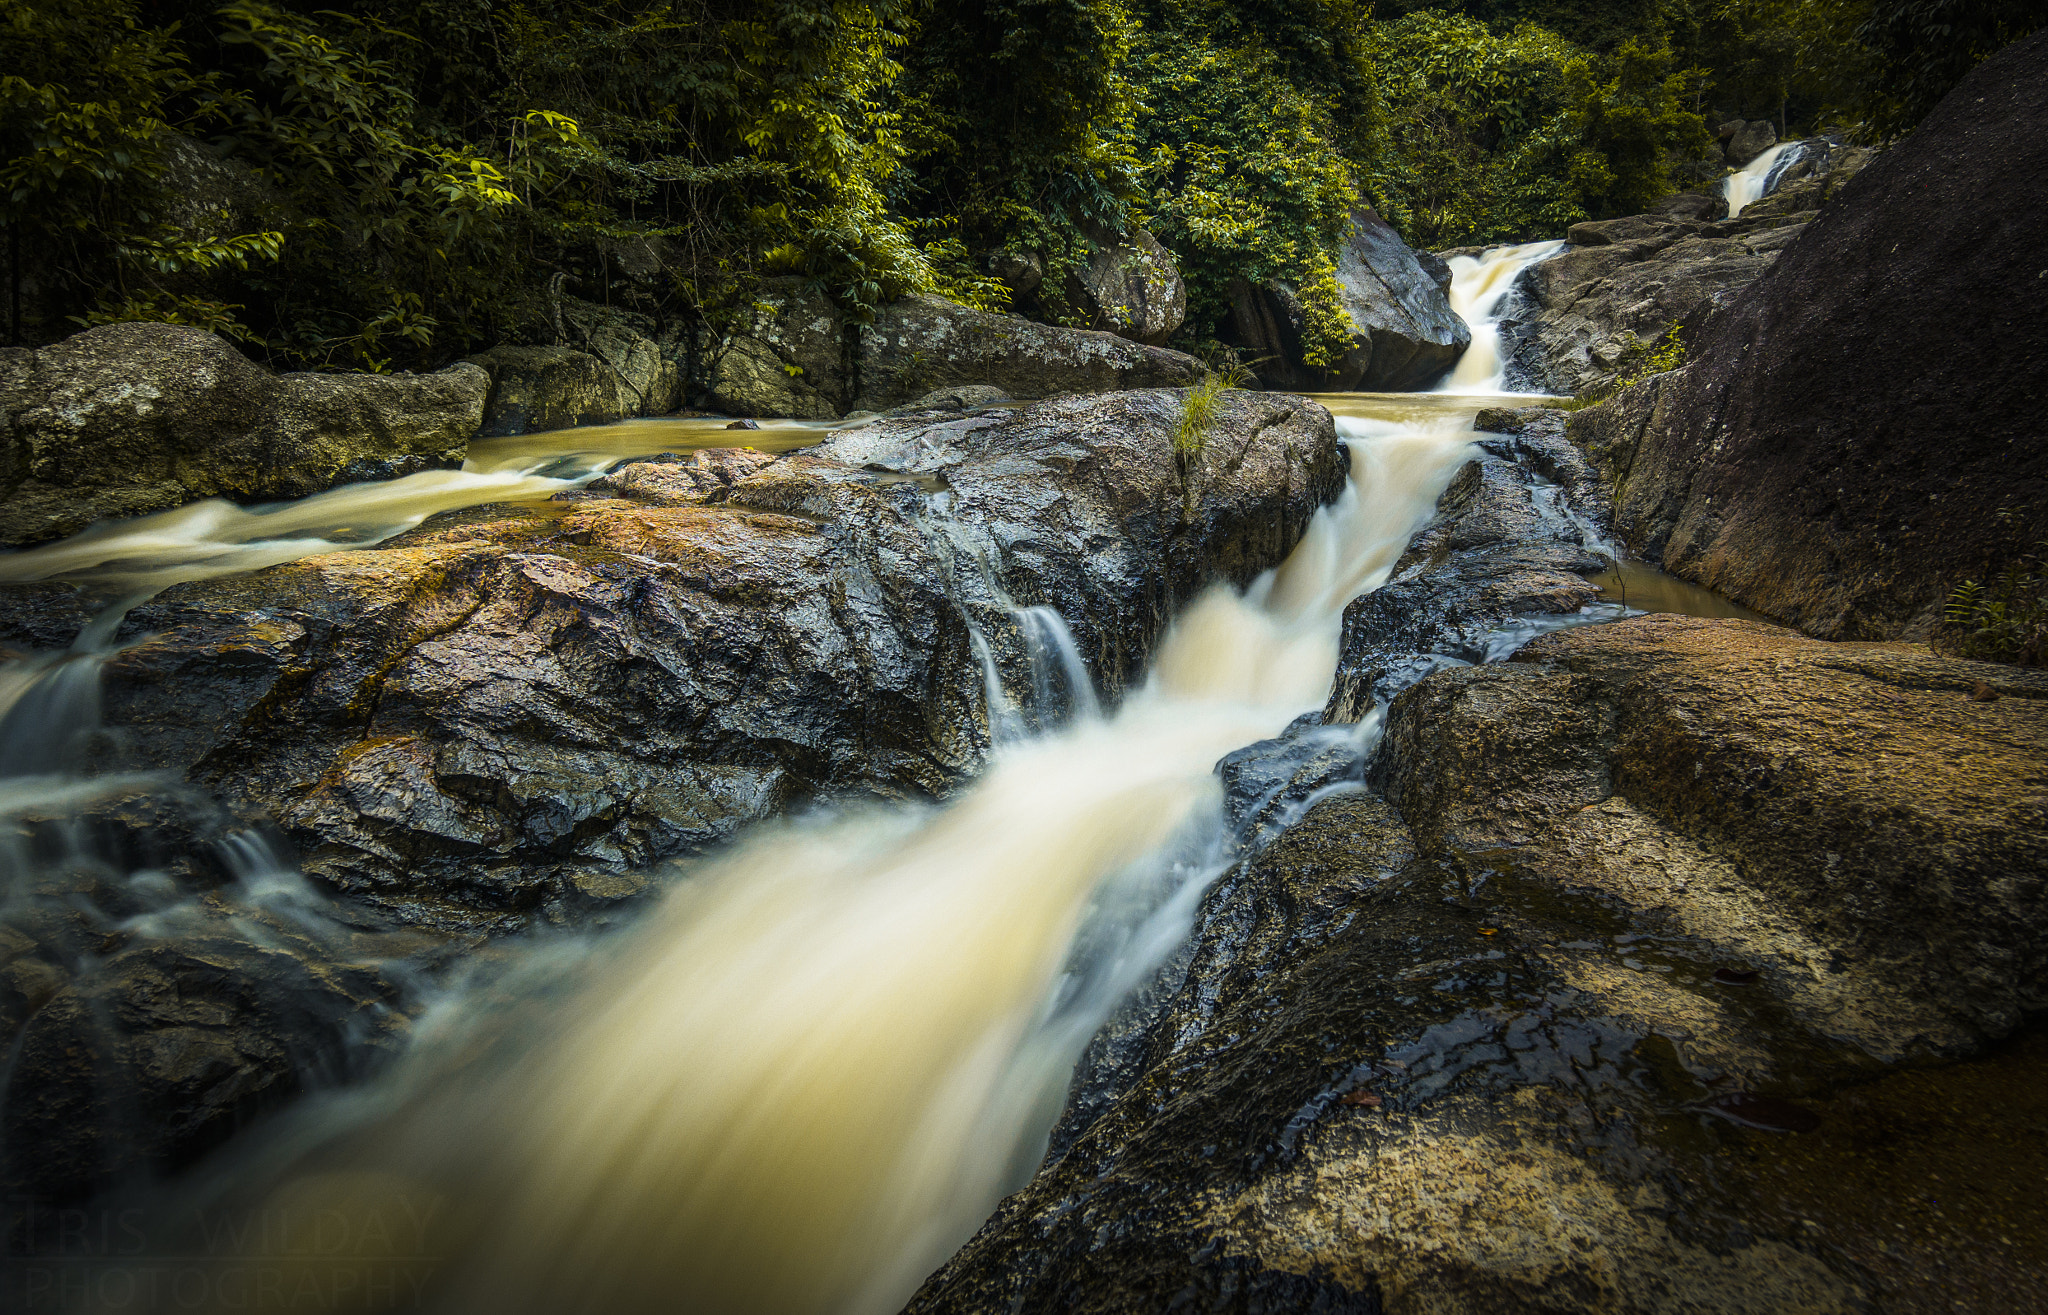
left=1436, top=239, right=1565, bottom=394
left=1722, top=140, right=1800, bottom=218
left=7, top=262, right=1547, bottom=1315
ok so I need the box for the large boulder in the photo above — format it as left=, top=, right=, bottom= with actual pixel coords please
left=1720, top=118, right=1778, bottom=166
left=466, top=306, right=682, bottom=436
left=1516, top=141, right=1874, bottom=396
left=0, top=323, right=488, bottom=547
left=1053, top=221, right=1189, bottom=347
left=910, top=616, right=2048, bottom=1315
left=23, top=391, right=1339, bottom=930
left=706, top=281, right=1203, bottom=418
left=1564, top=33, right=2048, bottom=639
left=1226, top=208, right=1469, bottom=392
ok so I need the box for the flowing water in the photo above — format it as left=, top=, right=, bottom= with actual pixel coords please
left=4, top=259, right=1564, bottom=1315
left=1722, top=140, right=1801, bottom=218
left=1436, top=240, right=1566, bottom=394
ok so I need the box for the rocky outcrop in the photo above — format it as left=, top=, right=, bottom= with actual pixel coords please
left=15, top=392, right=1339, bottom=930
left=911, top=615, right=2048, bottom=1315
left=1227, top=209, right=1469, bottom=392
left=1512, top=141, right=1874, bottom=395
left=1718, top=118, right=1778, bottom=166
left=0, top=323, right=488, bottom=547
left=0, top=783, right=448, bottom=1219
left=706, top=282, right=1203, bottom=419
left=467, top=306, right=682, bottom=436
left=1564, top=32, right=2048, bottom=640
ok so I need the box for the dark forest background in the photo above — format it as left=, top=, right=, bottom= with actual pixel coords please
left=3, top=0, right=2038, bottom=369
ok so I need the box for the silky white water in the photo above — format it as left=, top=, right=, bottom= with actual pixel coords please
left=87, top=407, right=1478, bottom=1315
left=1722, top=140, right=1799, bottom=218
left=1437, top=240, right=1566, bottom=393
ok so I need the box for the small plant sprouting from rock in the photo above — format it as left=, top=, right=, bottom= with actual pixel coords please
left=1175, top=361, right=1255, bottom=458
left=1555, top=323, right=1690, bottom=411
left=1934, top=541, right=2046, bottom=667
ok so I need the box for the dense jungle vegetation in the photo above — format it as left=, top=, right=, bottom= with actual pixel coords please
left=2, top=0, right=2038, bottom=371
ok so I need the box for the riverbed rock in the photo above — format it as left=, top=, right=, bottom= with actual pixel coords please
left=1563, top=33, right=2048, bottom=639
left=1225, top=209, right=1470, bottom=392
left=706, top=281, right=1203, bottom=419
left=0, top=323, right=488, bottom=547
left=45, top=391, right=1339, bottom=930
left=0, top=783, right=448, bottom=1223
left=911, top=616, right=2048, bottom=1315
left=1322, top=409, right=1611, bottom=723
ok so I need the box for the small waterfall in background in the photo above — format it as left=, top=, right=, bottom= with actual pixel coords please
left=1722, top=140, right=1803, bottom=217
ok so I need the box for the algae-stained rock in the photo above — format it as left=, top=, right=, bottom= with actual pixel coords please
left=1225, top=209, right=1469, bottom=392
left=1564, top=34, right=2048, bottom=639
left=914, top=616, right=2048, bottom=1315
left=57, top=391, right=1339, bottom=929
left=854, top=295, right=1202, bottom=411
left=0, top=323, right=487, bottom=547
left=467, top=313, right=681, bottom=437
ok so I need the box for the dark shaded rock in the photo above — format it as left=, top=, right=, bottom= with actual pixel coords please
left=882, top=384, right=1012, bottom=417
left=466, top=310, right=680, bottom=437
left=0, top=324, right=487, bottom=547
left=0, top=782, right=449, bottom=1223
left=1564, top=34, right=2048, bottom=639
left=1226, top=210, right=1469, bottom=392
left=46, top=392, right=1339, bottom=930
left=706, top=281, right=1202, bottom=419
left=1520, top=142, right=1875, bottom=396
left=991, top=249, right=1044, bottom=299
left=916, top=616, right=2048, bottom=1314
left=1724, top=119, right=1778, bottom=166
left=1323, top=410, right=1611, bottom=723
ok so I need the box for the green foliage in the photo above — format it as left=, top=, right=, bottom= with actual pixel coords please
left=1935, top=541, right=2047, bottom=667
left=1115, top=1, right=1378, bottom=363
left=1173, top=358, right=1255, bottom=457
left=1850, top=0, right=2044, bottom=137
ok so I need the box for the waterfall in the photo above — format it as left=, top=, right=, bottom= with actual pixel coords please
left=74, top=403, right=1483, bottom=1315
left=1434, top=240, right=1566, bottom=394
left=1722, top=140, right=1802, bottom=218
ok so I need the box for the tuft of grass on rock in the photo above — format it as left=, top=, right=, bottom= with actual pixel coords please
left=1175, top=361, right=1255, bottom=457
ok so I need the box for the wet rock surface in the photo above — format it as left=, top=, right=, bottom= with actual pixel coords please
left=1052, top=221, right=1190, bottom=347
left=1323, top=408, right=1611, bottom=723
left=1227, top=209, right=1470, bottom=392
left=1513, top=141, right=1873, bottom=396
left=1561, top=36, right=2048, bottom=640
left=706, top=281, right=1202, bottom=419
left=0, top=783, right=451, bottom=1220
left=0, top=323, right=487, bottom=547
left=915, top=614, right=2048, bottom=1315
left=9, top=392, right=1340, bottom=931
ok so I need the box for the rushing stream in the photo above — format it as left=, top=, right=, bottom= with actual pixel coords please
left=3, top=245, right=1599, bottom=1314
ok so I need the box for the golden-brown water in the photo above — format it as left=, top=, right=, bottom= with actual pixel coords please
left=1588, top=558, right=1770, bottom=621
left=0, top=417, right=841, bottom=597
left=91, top=404, right=1482, bottom=1315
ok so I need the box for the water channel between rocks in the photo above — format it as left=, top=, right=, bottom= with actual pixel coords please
left=0, top=245, right=1764, bottom=1315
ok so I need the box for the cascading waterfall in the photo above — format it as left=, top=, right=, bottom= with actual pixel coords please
left=123, top=414, right=1479, bottom=1315
left=1722, top=140, right=1801, bottom=218
left=1436, top=240, right=1566, bottom=394
left=5, top=285, right=1547, bottom=1315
